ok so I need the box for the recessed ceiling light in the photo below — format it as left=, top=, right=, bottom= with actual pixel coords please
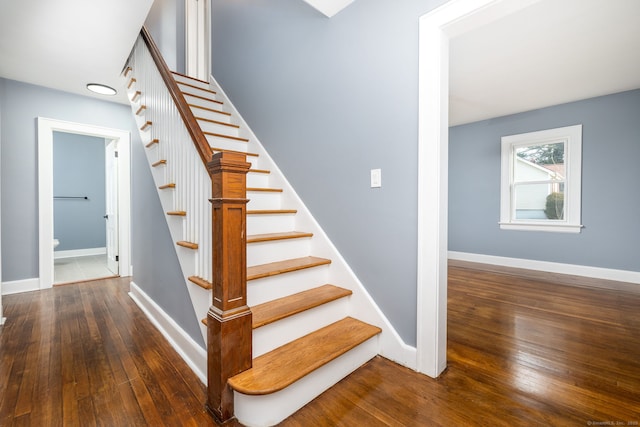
left=86, top=83, right=117, bottom=96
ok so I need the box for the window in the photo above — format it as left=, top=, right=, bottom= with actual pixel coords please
left=500, top=125, right=583, bottom=233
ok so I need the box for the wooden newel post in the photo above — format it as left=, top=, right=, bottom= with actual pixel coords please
left=205, top=151, right=252, bottom=423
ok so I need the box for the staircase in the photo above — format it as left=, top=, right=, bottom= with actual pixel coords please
left=123, top=30, right=391, bottom=426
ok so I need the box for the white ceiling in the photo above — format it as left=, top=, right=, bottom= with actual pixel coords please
left=449, top=0, right=640, bottom=126
left=0, top=0, right=153, bottom=104
left=0, top=0, right=638, bottom=122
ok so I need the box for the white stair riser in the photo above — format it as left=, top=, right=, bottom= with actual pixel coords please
left=197, top=119, right=240, bottom=137
left=247, top=214, right=295, bottom=235
left=184, top=94, right=224, bottom=111
left=252, top=298, right=350, bottom=357
left=247, top=267, right=330, bottom=307
left=177, top=84, right=219, bottom=101
left=246, top=192, right=282, bottom=211
left=233, top=337, right=379, bottom=427
left=205, top=134, right=248, bottom=152
left=247, top=238, right=310, bottom=266
left=188, top=105, right=232, bottom=123
left=247, top=172, right=270, bottom=188
left=173, top=74, right=210, bottom=90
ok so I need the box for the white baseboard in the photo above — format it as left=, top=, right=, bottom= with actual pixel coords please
left=54, top=247, right=106, bottom=259
left=128, top=281, right=207, bottom=383
left=2, top=278, right=40, bottom=295
left=449, top=251, right=640, bottom=286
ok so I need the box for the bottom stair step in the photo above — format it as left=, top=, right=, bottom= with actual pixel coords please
left=230, top=317, right=381, bottom=426
left=228, top=317, right=381, bottom=395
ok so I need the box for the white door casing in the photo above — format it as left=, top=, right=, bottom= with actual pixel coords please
left=185, top=0, right=211, bottom=81
left=105, top=139, right=119, bottom=275
left=416, top=0, right=543, bottom=377
left=38, top=118, right=131, bottom=289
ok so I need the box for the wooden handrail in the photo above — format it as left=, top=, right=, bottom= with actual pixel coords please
left=139, top=27, right=213, bottom=168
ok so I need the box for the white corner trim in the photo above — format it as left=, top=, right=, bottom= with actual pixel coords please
left=449, top=251, right=640, bottom=285
left=2, top=278, right=41, bottom=295
left=301, top=0, right=355, bottom=17
left=128, top=281, right=207, bottom=383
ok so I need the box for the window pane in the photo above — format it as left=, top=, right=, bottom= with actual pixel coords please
left=515, top=142, right=565, bottom=182
left=514, top=183, right=564, bottom=220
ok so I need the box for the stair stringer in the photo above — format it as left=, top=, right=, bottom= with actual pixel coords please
left=209, top=75, right=417, bottom=369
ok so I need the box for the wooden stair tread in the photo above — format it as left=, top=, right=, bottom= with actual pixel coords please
left=228, top=317, right=381, bottom=395
left=182, top=91, right=223, bottom=105
left=247, top=209, right=297, bottom=215
left=188, top=104, right=231, bottom=116
left=247, top=256, right=331, bottom=281
left=171, top=70, right=209, bottom=85
left=204, top=131, right=249, bottom=143
left=249, top=168, right=270, bottom=175
left=247, top=231, right=312, bottom=243
left=158, top=183, right=175, bottom=189
left=177, top=241, right=198, bottom=249
left=247, top=187, right=282, bottom=193
left=145, top=138, right=159, bottom=148
left=167, top=211, right=186, bottom=216
left=152, top=160, right=167, bottom=167
left=251, top=285, right=352, bottom=329
left=211, top=147, right=259, bottom=157
left=135, top=105, right=146, bottom=116
left=189, top=276, right=212, bottom=290
left=177, top=81, right=217, bottom=95
left=140, top=121, right=152, bottom=131
left=195, top=116, right=239, bottom=129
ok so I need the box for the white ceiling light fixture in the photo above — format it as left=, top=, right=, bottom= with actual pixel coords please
left=86, top=83, right=117, bottom=96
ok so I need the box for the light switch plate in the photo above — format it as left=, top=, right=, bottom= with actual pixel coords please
left=370, top=168, right=382, bottom=188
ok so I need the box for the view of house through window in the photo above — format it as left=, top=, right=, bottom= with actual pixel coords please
left=514, top=141, right=565, bottom=220
left=500, top=124, right=583, bottom=233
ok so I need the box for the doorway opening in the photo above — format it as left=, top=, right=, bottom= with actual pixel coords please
left=51, top=132, right=120, bottom=284
left=38, top=118, right=131, bottom=289
left=416, top=0, right=542, bottom=378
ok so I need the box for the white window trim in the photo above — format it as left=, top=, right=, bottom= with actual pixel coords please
left=500, top=124, right=583, bottom=233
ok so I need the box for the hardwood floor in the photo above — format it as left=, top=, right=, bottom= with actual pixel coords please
left=282, top=265, right=640, bottom=426
left=1, top=267, right=639, bottom=426
left=0, top=277, right=218, bottom=427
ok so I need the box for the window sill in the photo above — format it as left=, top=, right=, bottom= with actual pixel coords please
left=499, top=222, right=583, bottom=233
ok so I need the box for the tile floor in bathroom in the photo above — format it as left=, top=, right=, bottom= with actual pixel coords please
left=54, top=254, right=117, bottom=284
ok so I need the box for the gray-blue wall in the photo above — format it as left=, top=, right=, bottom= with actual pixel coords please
left=145, top=0, right=186, bottom=73
left=0, top=78, right=202, bottom=346
left=211, top=0, right=447, bottom=346
left=449, top=89, right=640, bottom=272
left=53, top=131, right=106, bottom=251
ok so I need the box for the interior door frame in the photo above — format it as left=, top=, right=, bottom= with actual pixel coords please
left=185, top=0, right=211, bottom=80
left=105, top=138, right=120, bottom=275
left=416, top=0, right=542, bottom=377
left=38, top=117, right=131, bottom=289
